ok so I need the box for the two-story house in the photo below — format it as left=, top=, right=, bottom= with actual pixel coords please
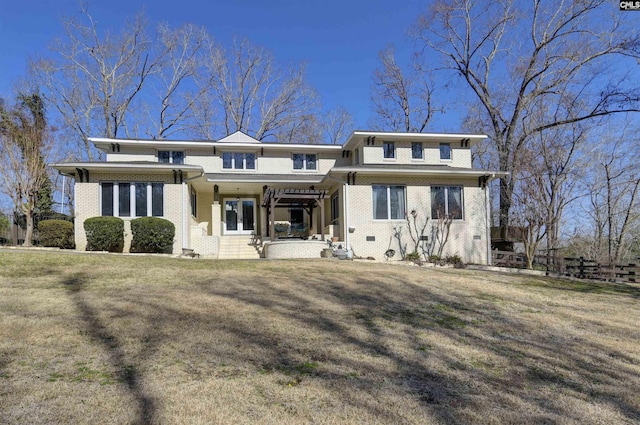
left=52, top=130, right=505, bottom=263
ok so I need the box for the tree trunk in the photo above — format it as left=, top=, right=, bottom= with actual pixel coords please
left=22, top=209, right=33, bottom=247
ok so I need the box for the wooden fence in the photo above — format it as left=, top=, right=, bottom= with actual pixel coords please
left=492, top=250, right=637, bottom=283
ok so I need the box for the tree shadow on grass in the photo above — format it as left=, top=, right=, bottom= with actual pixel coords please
left=189, top=265, right=640, bottom=424
left=63, top=273, right=155, bottom=425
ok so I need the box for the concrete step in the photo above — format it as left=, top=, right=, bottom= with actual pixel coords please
left=218, top=236, right=262, bottom=259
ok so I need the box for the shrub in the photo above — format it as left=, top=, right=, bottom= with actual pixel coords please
left=39, top=219, right=74, bottom=249
left=130, top=217, right=175, bottom=254
left=445, top=254, right=465, bottom=268
left=405, top=251, right=421, bottom=262
left=84, top=217, right=124, bottom=252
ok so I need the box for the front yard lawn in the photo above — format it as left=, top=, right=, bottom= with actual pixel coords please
left=1, top=250, right=639, bottom=424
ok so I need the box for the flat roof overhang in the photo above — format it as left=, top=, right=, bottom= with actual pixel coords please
left=205, top=173, right=327, bottom=184
left=51, top=161, right=205, bottom=179
left=342, top=131, right=488, bottom=149
left=90, top=137, right=344, bottom=152
left=329, top=166, right=508, bottom=179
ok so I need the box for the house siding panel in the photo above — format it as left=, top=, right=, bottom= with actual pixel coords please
left=346, top=175, right=488, bottom=264
left=74, top=173, right=184, bottom=254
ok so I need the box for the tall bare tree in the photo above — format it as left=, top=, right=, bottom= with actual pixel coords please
left=205, top=39, right=319, bottom=141
left=0, top=93, right=53, bottom=246
left=416, top=0, right=640, bottom=227
left=582, top=137, right=640, bottom=263
left=31, top=6, right=163, bottom=159
left=147, top=23, right=214, bottom=139
left=370, top=46, right=436, bottom=132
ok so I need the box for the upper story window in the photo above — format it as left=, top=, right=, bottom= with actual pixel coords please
left=222, top=152, right=256, bottom=170
left=101, top=182, right=164, bottom=218
left=383, top=142, right=395, bottom=159
left=372, top=185, right=406, bottom=220
left=412, top=142, right=423, bottom=159
left=293, top=153, right=317, bottom=170
left=431, top=186, right=463, bottom=220
left=439, top=143, right=451, bottom=160
left=158, top=151, right=184, bottom=164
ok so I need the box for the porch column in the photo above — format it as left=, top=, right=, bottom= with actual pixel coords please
left=269, top=196, right=275, bottom=241
left=212, top=185, right=221, bottom=236
left=317, top=199, right=325, bottom=241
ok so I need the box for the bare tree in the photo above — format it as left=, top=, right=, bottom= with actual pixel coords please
left=322, top=106, right=354, bottom=144
left=205, top=39, right=319, bottom=141
left=0, top=93, right=53, bottom=246
left=146, top=23, right=215, bottom=140
left=416, top=0, right=640, bottom=228
left=370, top=46, right=436, bottom=132
left=31, top=6, right=163, bottom=159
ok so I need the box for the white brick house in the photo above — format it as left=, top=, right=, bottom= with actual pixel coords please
left=52, top=130, right=505, bottom=263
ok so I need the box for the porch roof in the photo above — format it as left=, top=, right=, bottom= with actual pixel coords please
left=262, top=188, right=329, bottom=241
left=261, top=188, right=330, bottom=208
left=51, top=161, right=204, bottom=178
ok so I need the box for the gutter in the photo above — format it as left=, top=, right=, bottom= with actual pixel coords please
left=180, top=169, right=205, bottom=251
left=325, top=174, right=352, bottom=256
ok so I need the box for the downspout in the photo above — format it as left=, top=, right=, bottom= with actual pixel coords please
left=326, top=173, right=351, bottom=255
left=484, top=173, right=496, bottom=265
left=180, top=169, right=205, bottom=251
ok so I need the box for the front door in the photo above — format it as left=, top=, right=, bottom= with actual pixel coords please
left=224, top=198, right=256, bottom=234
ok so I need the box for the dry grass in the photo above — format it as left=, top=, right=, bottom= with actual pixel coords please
left=0, top=250, right=639, bottom=424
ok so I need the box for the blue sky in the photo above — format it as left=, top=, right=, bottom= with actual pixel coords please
left=0, top=0, right=463, bottom=131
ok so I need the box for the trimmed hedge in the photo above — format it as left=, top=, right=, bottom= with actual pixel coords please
left=39, top=219, right=74, bottom=249
left=130, top=217, right=175, bottom=254
left=84, top=217, right=124, bottom=252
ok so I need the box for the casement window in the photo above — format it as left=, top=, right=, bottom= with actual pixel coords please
left=158, top=151, right=184, bottom=164
left=292, top=153, right=317, bottom=170
left=439, top=143, right=451, bottom=160
left=101, top=182, right=164, bottom=217
left=190, top=188, right=197, bottom=217
left=222, top=152, right=256, bottom=169
left=412, top=142, right=423, bottom=159
left=372, top=185, right=406, bottom=220
left=431, top=186, right=463, bottom=220
left=383, top=142, right=395, bottom=159
left=330, top=192, right=339, bottom=222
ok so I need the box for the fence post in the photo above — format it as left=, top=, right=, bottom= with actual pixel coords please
left=579, top=257, right=585, bottom=279
left=629, top=264, right=636, bottom=283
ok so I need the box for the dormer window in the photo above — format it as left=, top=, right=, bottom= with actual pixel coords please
left=439, top=143, right=451, bottom=161
left=293, top=153, right=317, bottom=170
left=158, top=151, right=184, bottom=164
left=222, top=152, right=256, bottom=170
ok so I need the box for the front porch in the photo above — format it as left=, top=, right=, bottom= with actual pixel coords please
left=188, top=183, right=340, bottom=258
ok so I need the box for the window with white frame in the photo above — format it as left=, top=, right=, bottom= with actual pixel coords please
left=158, top=151, right=184, bottom=164
left=101, top=182, right=164, bottom=217
left=292, top=153, right=317, bottom=170
left=383, top=142, right=395, bottom=159
left=222, top=152, right=256, bottom=169
left=412, top=142, right=423, bottom=159
left=431, top=186, right=463, bottom=219
left=372, top=185, right=406, bottom=220
left=439, top=143, right=451, bottom=160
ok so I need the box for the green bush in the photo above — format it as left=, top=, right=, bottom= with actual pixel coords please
left=130, top=217, right=175, bottom=254
left=84, top=217, right=124, bottom=252
left=39, top=219, right=74, bottom=249
left=445, top=254, right=465, bottom=268
left=404, top=251, right=421, bottom=261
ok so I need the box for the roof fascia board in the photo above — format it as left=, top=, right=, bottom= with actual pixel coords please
left=89, top=137, right=342, bottom=151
